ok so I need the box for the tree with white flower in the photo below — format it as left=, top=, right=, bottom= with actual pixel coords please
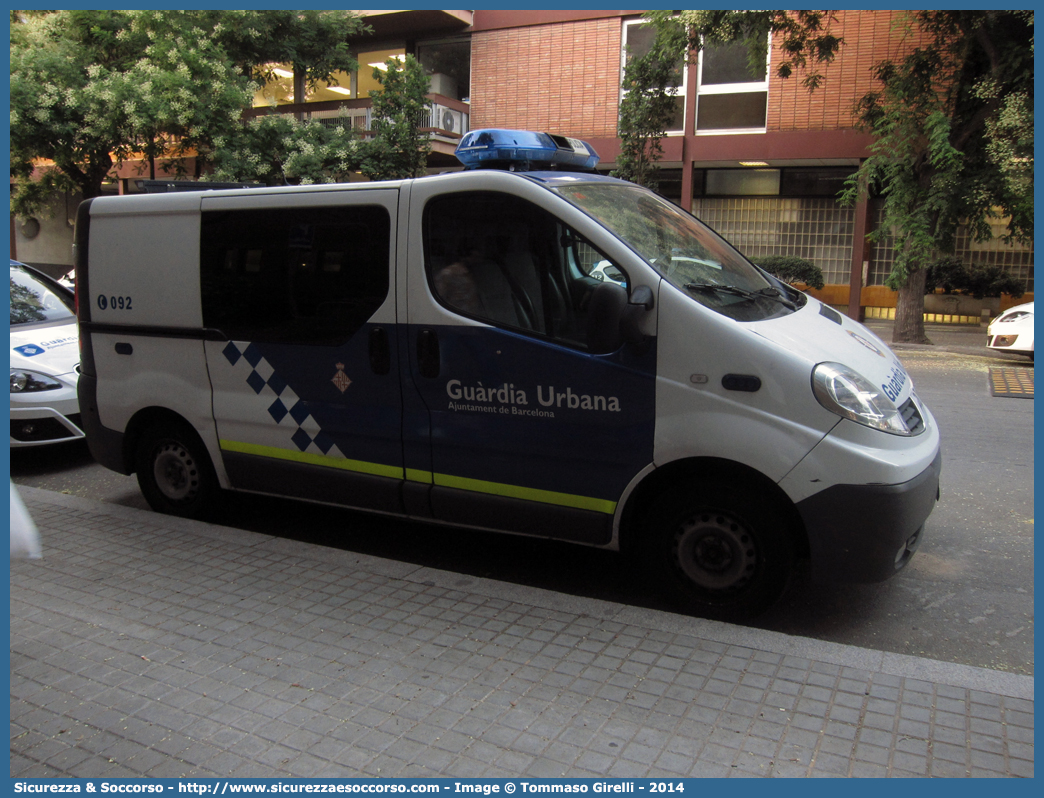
left=10, top=9, right=367, bottom=217
left=208, top=110, right=364, bottom=186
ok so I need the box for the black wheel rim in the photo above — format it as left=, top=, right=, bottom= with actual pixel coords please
left=152, top=441, right=200, bottom=504
left=672, top=510, right=758, bottom=593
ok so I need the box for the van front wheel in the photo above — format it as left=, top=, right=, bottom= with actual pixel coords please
left=135, top=422, right=218, bottom=519
left=643, top=484, right=794, bottom=618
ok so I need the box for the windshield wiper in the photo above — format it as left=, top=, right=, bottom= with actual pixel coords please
left=753, top=286, right=798, bottom=310
left=684, top=283, right=758, bottom=301
left=685, top=282, right=797, bottom=310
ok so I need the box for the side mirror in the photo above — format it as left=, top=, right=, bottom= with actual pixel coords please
left=629, top=284, right=654, bottom=310
left=621, top=284, right=654, bottom=346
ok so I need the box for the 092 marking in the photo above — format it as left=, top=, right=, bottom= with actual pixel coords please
left=97, top=295, right=133, bottom=311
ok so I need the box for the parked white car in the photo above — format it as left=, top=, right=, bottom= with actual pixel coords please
left=588, top=258, right=627, bottom=285
left=10, top=260, right=84, bottom=446
left=987, top=301, right=1034, bottom=360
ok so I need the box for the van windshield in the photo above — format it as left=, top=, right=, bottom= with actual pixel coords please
left=552, top=182, right=796, bottom=320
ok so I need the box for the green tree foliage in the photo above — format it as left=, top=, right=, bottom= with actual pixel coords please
left=12, top=11, right=156, bottom=215
left=361, top=55, right=433, bottom=181
left=612, top=16, right=687, bottom=190
left=205, top=55, right=437, bottom=186
left=842, top=11, right=1034, bottom=343
left=752, top=255, right=825, bottom=290
left=118, top=12, right=257, bottom=181
left=212, top=10, right=366, bottom=103
left=924, top=256, right=1026, bottom=300
left=9, top=10, right=367, bottom=217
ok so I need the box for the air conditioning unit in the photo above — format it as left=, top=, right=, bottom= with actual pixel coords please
left=440, top=108, right=464, bottom=134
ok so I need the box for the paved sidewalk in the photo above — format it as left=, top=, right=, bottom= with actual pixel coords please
left=10, top=488, right=1033, bottom=778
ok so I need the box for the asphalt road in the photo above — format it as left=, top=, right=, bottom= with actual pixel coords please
left=10, top=324, right=1034, bottom=675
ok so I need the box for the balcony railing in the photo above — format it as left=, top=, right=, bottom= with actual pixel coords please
left=244, top=94, right=470, bottom=139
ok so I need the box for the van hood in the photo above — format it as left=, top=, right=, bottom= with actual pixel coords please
left=747, top=298, right=915, bottom=404
left=11, top=320, right=80, bottom=377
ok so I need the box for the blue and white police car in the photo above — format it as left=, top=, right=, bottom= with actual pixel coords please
left=72, top=130, right=941, bottom=617
left=10, top=260, right=84, bottom=447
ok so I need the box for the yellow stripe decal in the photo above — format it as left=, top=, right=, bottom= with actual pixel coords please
left=433, top=473, right=617, bottom=515
left=221, top=441, right=614, bottom=514
left=219, top=440, right=405, bottom=480
left=405, top=468, right=433, bottom=483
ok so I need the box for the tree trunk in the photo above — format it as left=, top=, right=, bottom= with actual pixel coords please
left=74, top=152, right=114, bottom=200
left=294, top=69, right=306, bottom=121
left=891, top=267, right=932, bottom=344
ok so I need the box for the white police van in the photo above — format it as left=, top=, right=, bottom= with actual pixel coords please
left=75, top=130, right=941, bottom=616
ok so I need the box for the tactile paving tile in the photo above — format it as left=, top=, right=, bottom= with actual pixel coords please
left=988, top=367, right=1034, bottom=398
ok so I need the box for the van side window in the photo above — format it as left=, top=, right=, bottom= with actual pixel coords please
left=201, top=205, right=390, bottom=345
left=423, top=192, right=627, bottom=350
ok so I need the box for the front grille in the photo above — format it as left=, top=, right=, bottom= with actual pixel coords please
left=898, top=397, right=925, bottom=435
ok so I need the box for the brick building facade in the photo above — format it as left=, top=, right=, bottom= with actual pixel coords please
left=766, top=10, right=922, bottom=133
left=471, top=16, right=622, bottom=137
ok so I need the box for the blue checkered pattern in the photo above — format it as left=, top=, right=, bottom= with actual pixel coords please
left=222, top=341, right=339, bottom=456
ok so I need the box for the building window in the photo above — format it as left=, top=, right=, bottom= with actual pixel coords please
left=697, top=167, right=853, bottom=198
left=705, top=169, right=780, bottom=196
left=695, top=40, right=768, bottom=133
left=253, top=48, right=407, bottom=108
left=779, top=167, right=852, bottom=197
left=253, top=63, right=356, bottom=106
left=621, top=20, right=686, bottom=134
left=416, top=38, right=471, bottom=103
left=357, top=49, right=408, bottom=98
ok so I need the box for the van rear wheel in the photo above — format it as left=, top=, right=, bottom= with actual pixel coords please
left=643, top=483, right=794, bottom=618
left=135, top=421, right=218, bottom=519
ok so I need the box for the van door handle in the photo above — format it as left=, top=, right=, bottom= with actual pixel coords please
left=417, top=329, right=440, bottom=379
left=369, top=327, right=390, bottom=375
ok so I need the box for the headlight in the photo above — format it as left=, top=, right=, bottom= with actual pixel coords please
left=10, top=369, right=63, bottom=393
left=999, top=311, right=1031, bottom=323
left=812, top=362, right=911, bottom=436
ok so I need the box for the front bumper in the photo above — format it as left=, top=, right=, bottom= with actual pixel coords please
left=10, top=389, right=85, bottom=447
left=796, top=449, right=942, bottom=583
left=986, top=333, right=1032, bottom=355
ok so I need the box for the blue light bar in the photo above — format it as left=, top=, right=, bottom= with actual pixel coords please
left=455, top=129, right=600, bottom=171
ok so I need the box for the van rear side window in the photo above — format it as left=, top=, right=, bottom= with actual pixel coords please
left=201, top=205, right=391, bottom=345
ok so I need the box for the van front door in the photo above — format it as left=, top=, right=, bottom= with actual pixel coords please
left=403, top=185, right=657, bottom=543
left=200, top=190, right=405, bottom=513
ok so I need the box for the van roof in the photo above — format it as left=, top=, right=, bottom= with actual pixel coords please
left=86, top=169, right=636, bottom=215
